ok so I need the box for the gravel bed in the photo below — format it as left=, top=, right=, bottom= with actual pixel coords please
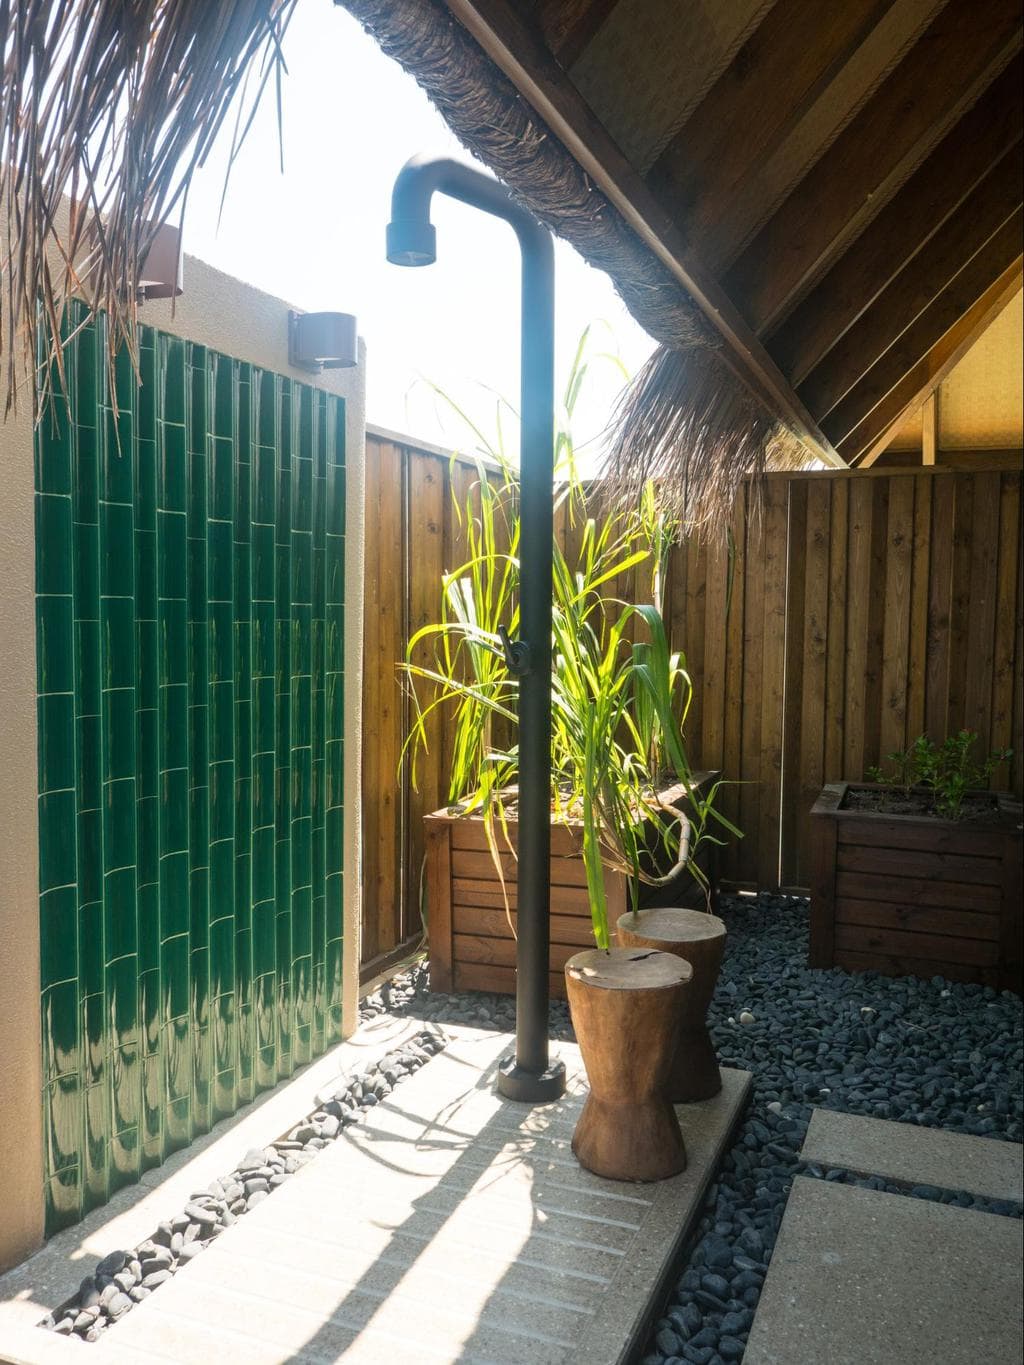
left=41, top=1028, right=445, bottom=1342
left=363, top=892, right=1024, bottom=1365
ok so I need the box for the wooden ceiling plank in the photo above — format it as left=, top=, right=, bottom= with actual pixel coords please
left=768, top=58, right=1024, bottom=384
left=724, top=0, right=1024, bottom=335
left=797, top=147, right=1024, bottom=420
left=535, top=0, right=620, bottom=69
left=829, top=231, right=1024, bottom=456
left=444, top=0, right=846, bottom=465
left=647, top=0, right=898, bottom=249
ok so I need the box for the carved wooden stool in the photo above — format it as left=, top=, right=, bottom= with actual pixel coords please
left=565, top=947, right=692, bottom=1182
left=616, top=907, right=726, bottom=1102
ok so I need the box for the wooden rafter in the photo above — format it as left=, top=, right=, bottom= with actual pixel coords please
left=842, top=249, right=1024, bottom=462
left=767, top=58, right=1024, bottom=384
left=443, top=0, right=845, bottom=465
left=533, top=0, right=618, bottom=69
left=798, top=147, right=1023, bottom=419
left=647, top=0, right=898, bottom=253
left=724, top=0, right=1023, bottom=333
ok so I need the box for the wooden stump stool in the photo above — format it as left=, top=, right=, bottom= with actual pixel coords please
left=565, top=947, right=692, bottom=1182
left=617, top=907, right=726, bottom=1102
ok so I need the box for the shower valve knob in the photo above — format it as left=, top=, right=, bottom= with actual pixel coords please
left=497, top=624, right=531, bottom=676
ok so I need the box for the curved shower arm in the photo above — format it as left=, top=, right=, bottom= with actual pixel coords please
left=386, top=155, right=552, bottom=272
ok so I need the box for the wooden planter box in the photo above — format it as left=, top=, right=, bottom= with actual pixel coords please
left=424, top=772, right=719, bottom=998
left=809, top=782, right=1022, bottom=993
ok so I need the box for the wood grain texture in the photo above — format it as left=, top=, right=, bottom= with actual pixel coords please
left=797, top=150, right=1024, bottom=420
left=444, top=0, right=842, bottom=464
left=825, top=214, right=1024, bottom=448
left=841, top=257, right=1024, bottom=463
left=367, top=437, right=1021, bottom=950
left=767, top=61, right=1024, bottom=384
left=647, top=0, right=896, bottom=255
left=725, top=0, right=1024, bottom=332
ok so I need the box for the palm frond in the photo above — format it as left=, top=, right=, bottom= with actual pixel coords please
left=1, top=0, right=296, bottom=415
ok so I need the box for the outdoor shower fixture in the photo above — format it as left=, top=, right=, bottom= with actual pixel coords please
left=387, top=155, right=567, bottom=1105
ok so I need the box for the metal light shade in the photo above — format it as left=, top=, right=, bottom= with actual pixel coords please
left=138, top=223, right=183, bottom=300
left=288, top=311, right=359, bottom=373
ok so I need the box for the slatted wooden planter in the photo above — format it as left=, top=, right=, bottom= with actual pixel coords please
left=809, top=782, right=1022, bottom=993
left=424, top=774, right=719, bottom=997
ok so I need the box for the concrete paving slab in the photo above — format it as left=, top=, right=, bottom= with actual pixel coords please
left=28, top=1026, right=749, bottom=1365
left=744, top=1176, right=1024, bottom=1365
left=802, top=1108, right=1023, bottom=1203
left=0, top=1013, right=429, bottom=1365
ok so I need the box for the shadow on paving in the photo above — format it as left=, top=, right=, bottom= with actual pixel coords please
left=278, top=1047, right=616, bottom=1365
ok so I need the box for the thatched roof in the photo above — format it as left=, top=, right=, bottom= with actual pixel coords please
left=342, top=0, right=1023, bottom=491
left=7, top=0, right=1016, bottom=528
left=340, top=0, right=802, bottom=534
left=1, top=0, right=295, bottom=415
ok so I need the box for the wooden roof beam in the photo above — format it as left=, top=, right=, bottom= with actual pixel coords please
left=647, top=0, right=899, bottom=258
left=534, top=0, right=618, bottom=69
left=767, top=58, right=1024, bottom=385
left=825, top=219, right=1023, bottom=458
left=444, top=0, right=846, bottom=465
left=798, top=145, right=1023, bottom=420
left=724, top=0, right=1023, bottom=334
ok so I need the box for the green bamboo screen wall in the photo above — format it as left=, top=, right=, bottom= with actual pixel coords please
left=34, top=304, right=347, bottom=1234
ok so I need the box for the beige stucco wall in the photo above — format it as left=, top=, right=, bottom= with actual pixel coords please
left=0, top=393, right=46, bottom=1273
left=0, top=254, right=365, bottom=1272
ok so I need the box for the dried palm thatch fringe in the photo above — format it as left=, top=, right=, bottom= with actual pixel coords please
left=0, top=0, right=296, bottom=417
left=338, top=0, right=802, bottom=535
left=602, top=346, right=808, bottom=539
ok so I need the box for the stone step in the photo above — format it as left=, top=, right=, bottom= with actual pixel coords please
left=801, top=1108, right=1023, bottom=1204
left=744, top=1176, right=1023, bottom=1365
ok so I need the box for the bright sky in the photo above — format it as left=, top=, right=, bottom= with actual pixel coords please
left=181, top=0, right=655, bottom=458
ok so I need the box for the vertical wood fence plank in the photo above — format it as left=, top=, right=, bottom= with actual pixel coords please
left=925, top=474, right=955, bottom=739
left=1013, top=475, right=1024, bottom=796
left=360, top=445, right=383, bottom=966
left=781, top=480, right=807, bottom=887
left=405, top=450, right=446, bottom=947
left=879, top=475, right=914, bottom=760
left=862, top=477, right=890, bottom=773
left=992, top=472, right=1020, bottom=788
left=824, top=478, right=848, bottom=781
left=361, top=440, right=405, bottom=966
left=738, top=501, right=765, bottom=886
left=796, top=479, right=830, bottom=886
left=906, top=475, right=932, bottom=742
left=758, top=480, right=789, bottom=888
left=947, top=474, right=974, bottom=734
left=700, top=534, right=729, bottom=772
left=685, top=535, right=707, bottom=753
left=843, top=477, right=875, bottom=780
left=964, top=471, right=1000, bottom=743
left=720, top=496, right=746, bottom=877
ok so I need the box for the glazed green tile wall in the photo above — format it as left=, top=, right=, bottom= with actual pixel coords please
left=34, top=303, right=347, bottom=1234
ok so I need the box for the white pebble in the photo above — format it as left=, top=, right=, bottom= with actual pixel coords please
left=739, top=1011, right=756, bottom=1026
left=860, top=1006, right=875, bottom=1016
left=767, top=1101, right=783, bottom=1114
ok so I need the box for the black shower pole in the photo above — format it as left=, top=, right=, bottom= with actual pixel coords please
left=386, top=156, right=566, bottom=1103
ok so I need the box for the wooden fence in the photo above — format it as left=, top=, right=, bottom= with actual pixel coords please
left=361, top=427, right=1022, bottom=977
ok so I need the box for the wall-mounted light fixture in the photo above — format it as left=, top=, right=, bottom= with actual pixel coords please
left=288, top=311, right=359, bottom=374
left=137, top=223, right=184, bottom=301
